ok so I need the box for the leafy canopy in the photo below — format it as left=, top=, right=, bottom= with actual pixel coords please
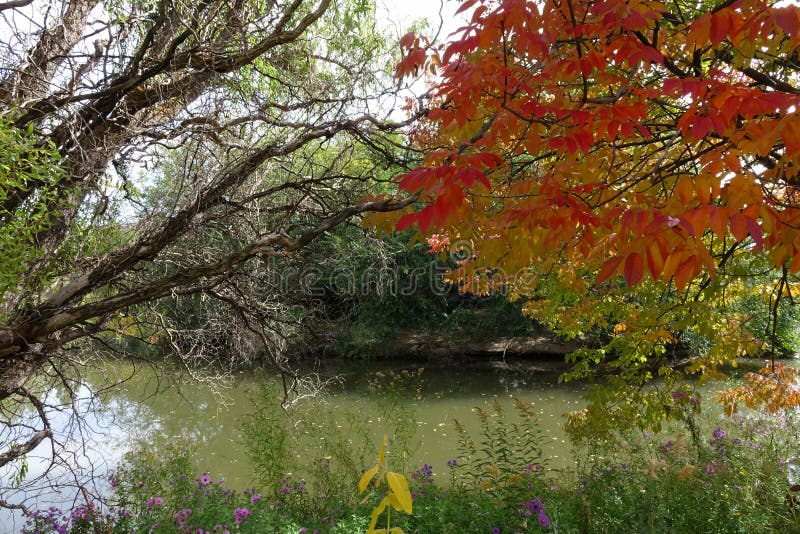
left=370, top=0, right=800, bottom=432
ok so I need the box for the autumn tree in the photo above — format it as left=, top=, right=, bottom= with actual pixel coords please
left=372, top=0, right=800, bottom=435
left=0, top=0, right=423, bottom=507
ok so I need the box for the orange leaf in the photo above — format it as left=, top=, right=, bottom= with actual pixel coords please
left=729, top=212, right=748, bottom=241
left=708, top=206, right=729, bottom=238
left=674, top=256, right=699, bottom=291
left=645, top=242, right=665, bottom=280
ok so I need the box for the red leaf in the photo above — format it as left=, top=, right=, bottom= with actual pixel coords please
left=455, top=0, right=479, bottom=16
left=596, top=256, right=623, bottom=285
left=710, top=11, right=731, bottom=46
left=396, top=212, right=418, bottom=232
left=774, top=7, right=800, bottom=37
left=624, top=252, right=644, bottom=286
left=745, top=217, right=764, bottom=250
left=456, top=167, right=490, bottom=189
left=399, top=32, right=416, bottom=50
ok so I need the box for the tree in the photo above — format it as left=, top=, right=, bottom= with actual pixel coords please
left=370, top=0, right=800, bottom=434
left=0, top=0, right=421, bottom=504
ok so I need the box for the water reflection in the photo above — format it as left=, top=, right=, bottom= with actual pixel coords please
left=0, top=356, right=776, bottom=532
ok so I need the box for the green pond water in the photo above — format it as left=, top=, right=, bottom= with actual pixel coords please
left=2, top=355, right=786, bottom=532
left=88, top=357, right=738, bottom=488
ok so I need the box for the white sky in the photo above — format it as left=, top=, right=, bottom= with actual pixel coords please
left=377, top=0, right=462, bottom=41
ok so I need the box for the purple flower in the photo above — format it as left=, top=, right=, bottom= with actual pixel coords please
left=197, top=473, right=212, bottom=486
left=492, top=528, right=500, bottom=534
left=447, top=459, right=459, bottom=468
left=233, top=507, right=252, bottom=525
left=706, top=465, right=715, bottom=475
left=250, top=493, right=262, bottom=504
left=658, top=440, right=675, bottom=456
left=300, top=529, right=308, bottom=533
left=712, top=428, right=727, bottom=440
left=538, top=513, right=550, bottom=527
left=145, top=497, right=164, bottom=509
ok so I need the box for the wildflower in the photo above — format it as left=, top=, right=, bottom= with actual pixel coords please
left=300, top=529, right=308, bottom=533
left=712, top=428, right=727, bottom=440
left=233, top=507, right=252, bottom=525
left=550, top=485, right=558, bottom=491
left=492, top=528, right=500, bottom=534
left=145, top=497, right=164, bottom=509
left=175, top=509, right=193, bottom=528
left=197, top=473, right=212, bottom=486
left=658, top=440, right=675, bottom=456
left=250, top=493, right=262, bottom=504
left=706, top=465, right=715, bottom=475
left=447, top=459, right=458, bottom=468
left=538, top=513, right=550, bottom=527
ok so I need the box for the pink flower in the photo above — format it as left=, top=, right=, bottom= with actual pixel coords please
left=233, top=507, right=252, bottom=525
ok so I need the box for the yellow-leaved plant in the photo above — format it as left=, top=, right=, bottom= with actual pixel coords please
left=358, top=435, right=413, bottom=534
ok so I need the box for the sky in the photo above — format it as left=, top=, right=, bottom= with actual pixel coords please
left=377, top=0, right=462, bottom=41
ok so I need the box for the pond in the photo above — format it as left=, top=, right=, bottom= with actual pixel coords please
left=0, top=355, right=755, bottom=532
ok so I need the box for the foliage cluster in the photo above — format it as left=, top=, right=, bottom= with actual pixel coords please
left=366, top=0, right=800, bottom=426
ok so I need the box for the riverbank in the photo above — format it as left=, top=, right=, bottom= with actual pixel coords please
left=23, top=391, right=800, bottom=533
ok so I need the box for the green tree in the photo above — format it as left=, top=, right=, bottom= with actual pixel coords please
left=0, top=0, right=422, bottom=509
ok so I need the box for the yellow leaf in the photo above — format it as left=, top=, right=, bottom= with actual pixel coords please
left=387, top=471, right=413, bottom=514
left=367, top=496, right=391, bottom=534
left=359, top=464, right=380, bottom=494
